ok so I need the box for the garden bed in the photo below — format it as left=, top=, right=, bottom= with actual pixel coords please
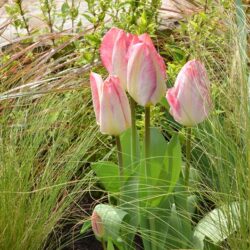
left=0, top=1, right=249, bottom=250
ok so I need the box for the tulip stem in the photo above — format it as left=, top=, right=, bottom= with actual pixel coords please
left=101, top=239, right=107, bottom=250
left=130, top=98, right=137, bottom=166
left=145, top=106, right=151, bottom=176
left=115, top=136, right=124, bottom=179
left=185, top=127, right=192, bottom=187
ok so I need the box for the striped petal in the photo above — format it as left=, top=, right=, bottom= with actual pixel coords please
left=90, top=72, right=103, bottom=124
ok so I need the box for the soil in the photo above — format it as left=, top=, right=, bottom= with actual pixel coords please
left=63, top=232, right=103, bottom=250
left=57, top=190, right=144, bottom=250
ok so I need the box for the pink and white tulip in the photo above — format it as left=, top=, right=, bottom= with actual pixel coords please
left=100, top=27, right=139, bottom=89
left=90, top=72, right=131, bottom=135
left=127, top=34, right=167, bottom=107
left=166, top=60, right=211, bottom=126
left=91, top=211, right=104, bottom=238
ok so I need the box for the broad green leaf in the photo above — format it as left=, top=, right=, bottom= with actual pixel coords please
left=142, top=132, right=182, bottom=207
left=139, top=213, right=151, bottom=250
left=165, top=203, right=184, bottom=249
left=139, top=128, right=168, bottom=206
left=80, top=220, right=91, bottom=234
left=174, top=166, right=199, bottom=213
left=120, top=128, right=140, bottom=170
left=91, top=162, right=120, bottom=193
left=140, top=128, right=167, bottom=183
left=122, top=175, right=139, bottom=224
left=94, top=204, right=128, bottom=242
left=194, top=201, right=247, bottom=245
left=107, top=239, right=115, bottom=250
left=164, top=134, right=182, bottom=194
left=121, top=175, right=139, bottom=249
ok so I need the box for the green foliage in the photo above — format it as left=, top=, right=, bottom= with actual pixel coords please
left=0, top=89, right=102, bottom=250
left=109, top=0, right=161, bottom=34
left=91, top=162, right=120, bottom=194
left=5, top=1, right=30, bottom=35
left=91, top=127, right=184, bottom=250
left=59, top=1, right=79, bottom=31
left=2, top=0, right=249, bottom=249
left=194, top=201, right=247, bottom=249
left=139, top=130, right=182, bottom=207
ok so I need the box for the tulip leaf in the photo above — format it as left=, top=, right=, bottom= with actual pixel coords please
left=194, top=201, right=246, bottom=246
left=80, top=220, right=91, bottom=234
left=165, top=203, right=184, bottom=249
left=93, top=204, right=128, bottom=242
left=122, top=174, right=139, bottom=223
left=119, top=174, right=139, bottom=250
left=140, top=130, right=182, bottom=207
left=140, top=128, right=168, bottom=180
left=107, top=240, right=115, bottom=250
left=164, top=134, right=182, bottom=194
left=166, top=203, right=194, bottom=249
left=91, top=161, right=120, bottom=193
left=139, top=128, right=167, bottom=205
left=120, top=128, right=140, bottom=170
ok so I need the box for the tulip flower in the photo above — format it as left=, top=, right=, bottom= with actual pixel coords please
left=127, top=34, right=167, bottom=107
left=166, top=60, right=211, bottom=126
left=91, top=211, right=105, bottom=238
left=90, top=72, right=131, bottom=135
left=100, top=27, right=139, bottom=89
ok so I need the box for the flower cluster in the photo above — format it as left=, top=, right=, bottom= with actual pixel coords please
left=90, top=28, right=166, bottom=135
left=90, top=27, right=211, bottom=135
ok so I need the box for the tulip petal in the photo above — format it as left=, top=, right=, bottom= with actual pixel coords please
left=139, top=33, right=154, bottom=47
left=100, top=27, right=125, bottom=73
left=126, top=34, right=140, bottom=59
left=166, top=87, right=180, bottom=114
left=127, top=43, right=156, bottom=106
left=127, top=43, right=166, bottom=106
left=111, top=31, right=128, bottom=89
left=91, top=211, right=104, bottom=238
left=139, top=34, right=166, bottom=76
left=166, top=60, right=211, bottom=126
left=90, top=72, right=103, bottom=124
left=100, top=76, right=131, bottom=135
left=148, top=49, right=167, bottom=104
left=112, top=77, right=131, bottom=127
left=177, top=61, right=211, bottom=125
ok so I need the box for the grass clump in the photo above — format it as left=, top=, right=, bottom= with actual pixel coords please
left=0, top=87, right=105, bottom=249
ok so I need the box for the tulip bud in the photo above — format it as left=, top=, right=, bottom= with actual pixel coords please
left=100, top=27, right=139, bottom=89
left=90, top=72, right=131, bottom=135
left=91, top=211, right=105, bottom=238
left=166, top=60, right=211, bottom=126
left=127, top=34, right=166, bottom=107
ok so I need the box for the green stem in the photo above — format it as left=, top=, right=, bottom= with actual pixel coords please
left=116, top=135, right=124, bottom=204
left=101, top=239, right=107, bottom=250
left=130, top=98, right=137, bottom=166
left=115, top=136, right=123, bottom=179
left=185, top=127, right=192, bottom=187
left=145, top=106, right=151, bottom=177
left=149, top=216, right=157, bottom=250
left=17, top=1, right=31, bottom=36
